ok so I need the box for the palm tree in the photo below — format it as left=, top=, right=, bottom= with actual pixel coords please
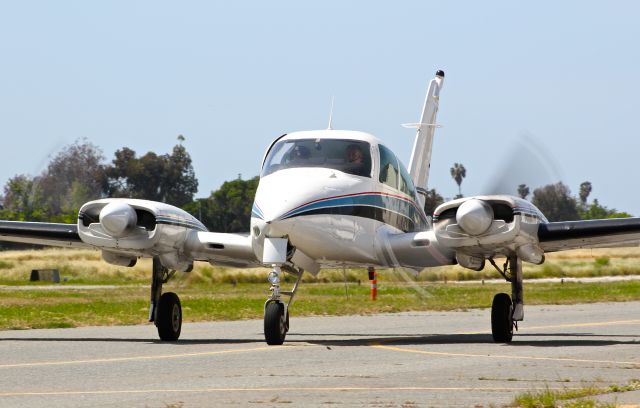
left=579, top=181, right=592, bottom=205
left=517, top=184, right=530, bottom=199
left=450, top=163, right=466, bottom=198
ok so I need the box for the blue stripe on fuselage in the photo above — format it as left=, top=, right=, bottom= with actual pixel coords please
left=277, top=192, right=428, bottom=232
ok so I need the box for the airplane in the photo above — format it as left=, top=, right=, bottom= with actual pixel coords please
left=2, top=70, right=640, bottom=345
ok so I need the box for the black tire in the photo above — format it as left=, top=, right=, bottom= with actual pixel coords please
left=156, top=292, right=182, bottom=341
left=491, top=293, right=513, bottom=343
left=264, top=301, right=287, bottom=345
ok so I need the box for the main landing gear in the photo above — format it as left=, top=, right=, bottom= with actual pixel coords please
left=488, top=255, right=524, bottom=343
left=264, top=264, right=303, bottom=345
left=149, top=257, right=182, bottom=341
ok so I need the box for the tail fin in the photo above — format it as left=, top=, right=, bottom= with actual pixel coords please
left=407, top=70, right=445, bottom=200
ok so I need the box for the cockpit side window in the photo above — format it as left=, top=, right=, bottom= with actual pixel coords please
left=261, top=139, right=372, bottom=178
left=379, top=144, right=418, bottom=200
left=379, top=145, right=399, bottom=189
left=398, top=159, right=418, bottom=200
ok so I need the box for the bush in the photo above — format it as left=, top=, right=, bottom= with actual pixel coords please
left=594, top=256, right=610, bottom=267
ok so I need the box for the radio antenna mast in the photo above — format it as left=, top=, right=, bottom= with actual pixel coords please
left=327, top=96, right=335, bottom=130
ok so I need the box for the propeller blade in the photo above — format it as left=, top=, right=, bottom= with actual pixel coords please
left=482, top=131, right=564, bottom=197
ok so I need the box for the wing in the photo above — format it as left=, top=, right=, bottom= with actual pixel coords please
left=0, top=220, right=90, bottom=248
left=538, top=217, right=640, bottom=252
left=0, top=199, right=261, bottom=269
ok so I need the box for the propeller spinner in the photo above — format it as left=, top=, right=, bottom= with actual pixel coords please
left=455, top=199, right=494, bottom=236
left=99, top=201, right=138, bottom=238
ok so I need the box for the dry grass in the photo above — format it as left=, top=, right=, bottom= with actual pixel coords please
left=0, top=248, right=268, bottom=285
left=1, top=246, right=640, bottom=286
left=418, top=247, right=640, bottom=282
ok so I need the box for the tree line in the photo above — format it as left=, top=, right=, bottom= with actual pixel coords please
left=0, top=137, right=259, bottom=235
left=0, top=140, right=631, bottom=238
left=0, top=138, right=199, bottom=224
left=422, top=163, right=631, bottom=221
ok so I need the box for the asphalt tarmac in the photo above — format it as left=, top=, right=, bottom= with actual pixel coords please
left=0, top=302, right=639, bottom=407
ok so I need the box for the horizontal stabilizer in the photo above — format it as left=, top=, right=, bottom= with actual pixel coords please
left=401, top=123, right=442, bottom=129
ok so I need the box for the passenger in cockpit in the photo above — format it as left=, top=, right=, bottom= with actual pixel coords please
left=346, top=144, right=363, bottom=164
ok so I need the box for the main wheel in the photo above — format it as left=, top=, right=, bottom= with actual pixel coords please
left=264, top=301, right=287, bottom=345
left=491, top=293, right=513, bottom=343
left=156, top=292, right=182, bottom=341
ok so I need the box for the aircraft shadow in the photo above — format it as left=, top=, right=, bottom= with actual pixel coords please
left=1, top=332, right=636, bottom=348
left=0, top=337, right=260, bottom=345
left=289, top=332, right=639, bottom=348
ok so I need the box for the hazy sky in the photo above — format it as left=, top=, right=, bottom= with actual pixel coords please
left=1, top=1, right=638, bottom=215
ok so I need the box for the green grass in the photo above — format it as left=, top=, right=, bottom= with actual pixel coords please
left=1, top=248, right=640, bottom=329
left=1, top=280, right=640, bottom=330
left=512, top=379, right=640, bottom=407
left=0, top=260, right=14, bottom=269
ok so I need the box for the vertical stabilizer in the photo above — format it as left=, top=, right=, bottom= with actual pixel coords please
left=407, top=70, right=445, bottom=200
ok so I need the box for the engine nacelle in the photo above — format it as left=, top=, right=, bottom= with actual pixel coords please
left=77, top=198, right=208, bottom=270
left=456, top=252, right=485, bottom=271
left=102, top=250, right=137, bottom=267
left=516, top=243, right=545, bottom=265
left=433, top=195, right=546, bottom=265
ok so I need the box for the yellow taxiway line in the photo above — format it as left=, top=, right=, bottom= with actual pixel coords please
left=371, top=318, right=640, bottom=366
left=2, top=318, right=637, bottom=370
left=370, top=343, right=640, bottom=366
left=0, top=345, right=289, bottom=369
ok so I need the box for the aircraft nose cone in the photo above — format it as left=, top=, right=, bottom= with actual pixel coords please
left=254, top=169, right=359, bottom=223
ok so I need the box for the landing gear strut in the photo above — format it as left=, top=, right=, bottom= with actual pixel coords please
left=264, top=264, right=303, bottom=345
left=489, top=255, right=524, bottom=343
left=149, top=257, right=181, bottom=341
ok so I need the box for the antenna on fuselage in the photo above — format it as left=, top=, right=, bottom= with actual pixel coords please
left=327, top=96, right=335, bottom=130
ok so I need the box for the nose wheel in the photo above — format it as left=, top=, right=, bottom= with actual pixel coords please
left=264, top=301, right=288, bottom=345
left=263, top=264, right=302, bottom=345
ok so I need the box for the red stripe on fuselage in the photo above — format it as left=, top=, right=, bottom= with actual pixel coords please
left=284, top=191, right=420, bottom=215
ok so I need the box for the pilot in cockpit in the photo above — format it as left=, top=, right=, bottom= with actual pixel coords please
left=289, top=145, right=311, bottom=163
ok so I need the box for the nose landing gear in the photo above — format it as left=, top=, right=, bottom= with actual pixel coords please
left=264, top=264, right=303, bottom=345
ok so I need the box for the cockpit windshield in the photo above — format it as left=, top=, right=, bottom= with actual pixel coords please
left=261, top=139, right=372, bottom=178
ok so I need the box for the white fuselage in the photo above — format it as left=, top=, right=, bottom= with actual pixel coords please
left=249, top=130, right=454, bottom=269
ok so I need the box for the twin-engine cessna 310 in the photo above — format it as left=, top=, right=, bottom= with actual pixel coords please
left=2, top=70, right=640, bottom=344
